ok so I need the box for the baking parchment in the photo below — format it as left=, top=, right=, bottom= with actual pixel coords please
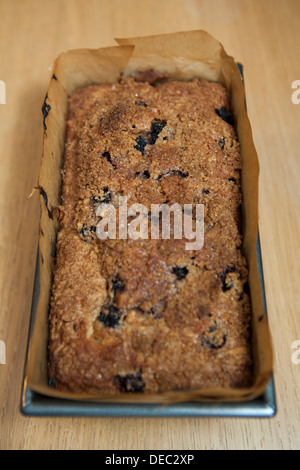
left=24, top=30, right=273, bottom=404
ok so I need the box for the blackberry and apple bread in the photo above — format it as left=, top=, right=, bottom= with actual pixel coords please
left=47, top=71, right=253, bottom=394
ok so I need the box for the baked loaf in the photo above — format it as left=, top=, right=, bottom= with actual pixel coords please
left=48, top=72, right=253, bottom=394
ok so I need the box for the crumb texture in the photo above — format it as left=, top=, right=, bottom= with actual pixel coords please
left=48, top=75, right=253, bottom=394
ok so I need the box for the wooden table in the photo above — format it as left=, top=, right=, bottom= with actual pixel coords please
left=1, top=0, right=300, bottom=450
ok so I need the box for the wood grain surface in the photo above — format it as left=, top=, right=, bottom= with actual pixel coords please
left=0, top=0, right=300, bottom=450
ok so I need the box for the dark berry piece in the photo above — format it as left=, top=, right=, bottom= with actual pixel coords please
left=102, top=151, right=112, bottom=163
left=79, top=225, right=90, bottom=238
left=92, top=195, right=101, bottom=204
left=173, top=170, right=188, bottom=178
left=134, top=135, right=148, bottom=155
left=102, top=187, right=112, bottom=203
left=101, top=151, right=117, bottom=168
left=148, top=120, right=167, bottom=144
left=79, top=224, right=97, bottom=238
left=149, top=300, right=166, bottom=319
left=157, top=170, right=188, bottom=180
left=93, top=187, right=112, bottom=205
left=111, top=274, right=125, bottom=293
left=201, top=327, right=227, bottom=349
left=42, top=94, right=51, bottom=132
left=134, top=120, right=167, bottom=155
left=134, top=302, right=164, bottom=319
left=113, top=370, right=145, bottom=392
left=220, top=266, right=237, bottom=292
left=38, top=186, right=53, bottom=219
left=215, top=107, right=234, bottom=125
left=207, top=323, right=217, bottom=333
left=99, top=305, right=121, bottom=328
left=218, top=137, right=225, bottom=150
left=203, top=189, right=210, bottom=194
left=172, top=266, right=189, bottom=280
left=136, top=101, right=147, bottom=107
left=143, top=170, right=150, bottom=179
left=48, top=378, right=56, bottom=388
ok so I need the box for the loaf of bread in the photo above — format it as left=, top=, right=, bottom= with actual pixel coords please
left=48, top=72, right=253, bottom=394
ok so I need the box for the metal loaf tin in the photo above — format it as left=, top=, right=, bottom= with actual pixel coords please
left=20, top=63, right=276, bottom=418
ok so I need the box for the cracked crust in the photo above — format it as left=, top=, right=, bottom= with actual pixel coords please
left=48, top=75, right=253, bottom=394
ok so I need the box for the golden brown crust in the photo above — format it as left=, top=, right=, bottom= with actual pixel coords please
left=48, top=75, right=253, bottom=394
